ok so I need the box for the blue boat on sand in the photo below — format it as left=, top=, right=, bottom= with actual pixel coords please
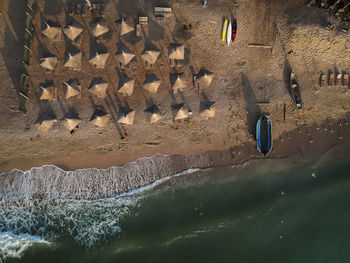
left=256, top=114, right=273, bottom=156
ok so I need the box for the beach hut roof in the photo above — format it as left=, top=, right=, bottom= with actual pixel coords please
left=63, top=79, right=81, bottom=99
left=63, top=19, right=83, bottom=41
left=171, top=73, right=186, bottom=91
left=117, top=108, right=135, bottom=125
left=118, top=77, right=134, bottom=96
left=196, top=68, right=214, bottom=88
left=121, top=18, right=134, bottom=36
left=145, top=105, right=162, bottom=124
left=143, top=74, right=161, bottom=93
left=200, top=101, right=216, bottom=118
left=42, top=21, right=61, bottom=40
left=88, top=78, right=108, bottom=99
left=39, top=84, right=55, bottom=101
left=35, top=116, right=57, bottom=132
left=116, top=46, right=135, bottom=66
left=64, top=50, right=82, bottom=69
left=141, top=48, right=160, bottom=65
left=40, top=55, right=59, bottom=71
left=92, top=19, right=109, bottom=37
left=89, top=109, right=110, bottom=128
left=89, top=50, right=109, bottom=68
left=63, top=114, right=81, bottom=131
left=168, top=43, right=185, bottom=60
left=175, top=106, right=189, bottom=120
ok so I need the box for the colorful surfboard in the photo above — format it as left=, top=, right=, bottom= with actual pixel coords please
left=226, top=20, right=232, bottom=45
left=222, top=18, right=228, bottom=42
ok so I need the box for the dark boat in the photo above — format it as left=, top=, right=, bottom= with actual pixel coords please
left=232, top=19, right=237, bottom=42
left=290, top=71, right=302, bottom=109
left=256, top=114, right=273, bottom=156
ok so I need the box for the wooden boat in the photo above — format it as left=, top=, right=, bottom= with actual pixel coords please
left=290, top=71, right=302, bottom=109
left=256, top=114, right=273, bottom=156
left=222, top=18, right=228, bottom=42
left=232, top=18, right=237, bottom=42
left=226, top=20, right=232, bottom=45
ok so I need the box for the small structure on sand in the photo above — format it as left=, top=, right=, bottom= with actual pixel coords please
left=141, top=47, right=160, bottom=65
left=89, top=109, right=110, bottom=128
left=40, top=55, right=59, bottom=71
left=117, top=107, right=135, bottom=125
left=63, top=79, right=81, bottom=99
left=62, top=113, right=81, bottom=132
left=64, top=50, right=82, bottom=70
left=35, top=115, right=57, bottom=132
left=89, top=78, right=108, bottom=99
left=89, top=50, right=109, bottom=68
left=143, top=74, right=161, bottom=93
left=168, top=43, right=185, bottom=60
left=170, top=72, right=186, bottom=91
left=195, top=68, right=214, bottom=88
left=200, top=101, right=216, bottom=118
left=175, top=106, right=189, bottom=121
left=39, top=84, right=56, bottom=101
left=42, top=20, right=61, bottom=41
left=117, top=77, right=134, bottom=96
left=63, top=19, right=83, bottom=41
left=116, top=46, right=135, bottom=66
left=92, top=19, right=109, bottom=37
left=145, top=105, right=162, bottom=124
left=120, top=18, right=134, bottom=36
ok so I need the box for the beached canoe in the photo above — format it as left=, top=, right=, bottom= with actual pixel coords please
left=256, top=114, right=273, bottom=156
left=222, top=18, right=228, bottom=42
left=290, top=71, right=302, bottom=109
left=226, top=20, right=232, bottom=45
left=232, top=19, right=237, bottom=42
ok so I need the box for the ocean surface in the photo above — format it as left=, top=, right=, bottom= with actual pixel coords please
left=1, top=145, right=350, bottom=263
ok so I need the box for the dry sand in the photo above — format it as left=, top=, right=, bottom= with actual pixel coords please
left=0, top=0, right=350, bottom=173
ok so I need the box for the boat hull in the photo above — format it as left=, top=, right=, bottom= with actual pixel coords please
left=290, top=71, right=302, bottom=109
left=256, top=115, right=273, bottom=156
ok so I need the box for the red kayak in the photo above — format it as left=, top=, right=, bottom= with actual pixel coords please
left=232, top=19, right=237, bottom=42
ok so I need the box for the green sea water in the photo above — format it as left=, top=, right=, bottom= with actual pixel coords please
left=3, top=146, right=350, bottom=263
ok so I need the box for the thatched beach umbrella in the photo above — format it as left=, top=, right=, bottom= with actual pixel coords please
left=120, top=18, right=134, bottom=36
left=63, top=79, right=81, bottom=99
left=116, top=46, right=135, bottom=66
left=175, top=106, right=189, bottom=121
left=168, top=43, right=185, bottom=60
left=64, top=50, right=82, bottom=70
left=88, top=78, right=108, bottom=99
left=195, top=68, right=214, bottom=88
left=42, top=20, right=61, bottom=41
left=92, top=19, right=109, bottom=37
left=39, top=84, right=56, bottom=101
left=141, top=48, right=160, bottom=65
left=117, top=77, right=134, bottom=96
left=117, top=107, right=135, bottom=125
left=63, top=19, right=83, bottom=41
left=143, top=74, right=161, bottom=93
left=146, top=105, right=162, bottom=124
left=200, top=101, right=216, bottom=118
left=40, top=55, right=59, bottom=71
left=89, top=50, right=109, bottom=68
left=35, top=115, right=57, bottom=132
left=63, top=113, right=81, bottom=131
left=89, top=109, right=110, bottom=128
left=170, top=73, right=186, bottom=91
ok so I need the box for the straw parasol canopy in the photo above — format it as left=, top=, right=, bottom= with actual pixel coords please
left=168, top=43, right=185, bottom=60
left=89, top=109, right=110, bottom=128
left=117, top=107, right=135, bottom=125
left=142, top=74, right=161, bottom=94
left=120, top=18, right=134, bottom=36
left=39, top=84, right=56, bottom=101
left=175, top=106, right=189, bottom=121
left=42, top=20, right=61, bottom=40
left=117, top=77, right=134, bottom=96
left=141, top=47, right=160, bottom=65
left=40, top=55, right=59, bottom=71
left=146, top=105, right=162, bottom=124
left=35, top=115, right=57, bottom=132
left=63, top=79, right=81, bottom=99
left=88, top=78, right=108, bottom=99
left=200, top=101, right=216, bottom=118
left=62, top=113, right=81, bottom=131
left=63, top=19, right=83, bottom=41
left=195, top=68, right=214, bottom=88
left=64, top=50, right=82, bottom=69
left=92, top=19, right=109, bottom=37
left=89, top=50, right=109, bottom=68
left=116, top=46, right=135, bottom=66
left=170, top=73, right=186, bottom=91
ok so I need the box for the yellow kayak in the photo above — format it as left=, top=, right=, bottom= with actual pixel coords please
left=222, top=18, right=228, bottom=42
